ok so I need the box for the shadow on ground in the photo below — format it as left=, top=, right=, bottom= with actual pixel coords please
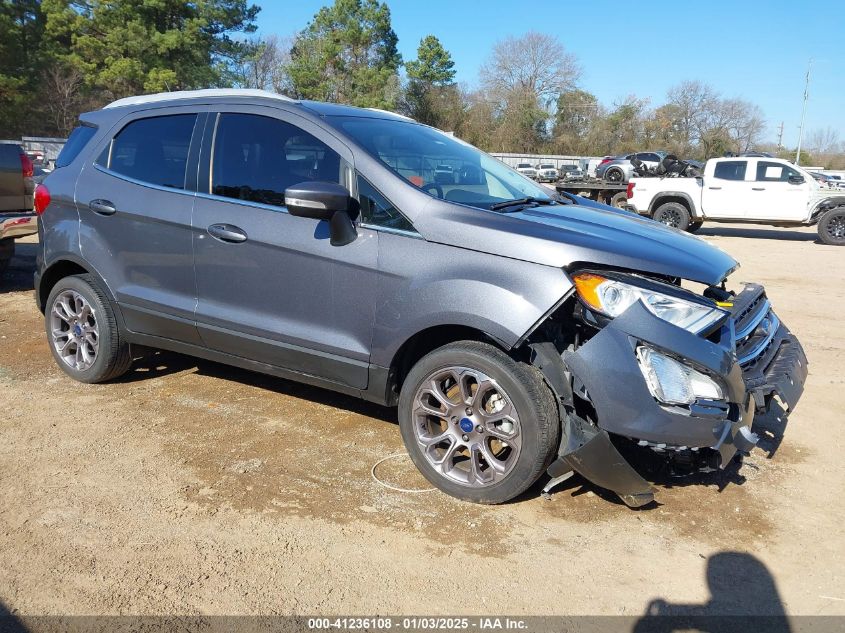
left=634, top=551, right=791, bottom=632
left=697, top=226, right=817, bottom=242
left=0, top=241, right=36, bottom=294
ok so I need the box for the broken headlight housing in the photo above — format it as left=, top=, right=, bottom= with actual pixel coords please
left=572, top=272, right=727, bottom=335
left=636, top=346, right=724, bottom=404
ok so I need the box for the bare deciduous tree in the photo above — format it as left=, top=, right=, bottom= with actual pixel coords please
left=234, top=35, right=293, bottom=95
left=807, top=127, right=841, bottom=155
left=481, top=32, right=581, bottom=109
left=41, top=65, right=84, bottom=137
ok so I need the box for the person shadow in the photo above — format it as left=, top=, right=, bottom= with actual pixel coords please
left=0, top=599, right=28, bottom=633
left=634, top=551, right=791, bottom=633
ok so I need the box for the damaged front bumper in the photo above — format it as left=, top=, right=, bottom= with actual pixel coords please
left=543, top=284, right=807, bottom=508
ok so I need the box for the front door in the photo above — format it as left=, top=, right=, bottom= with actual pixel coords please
left=745, top=160, right=813, bottom=221
left=191, top=109, right=378, bottom=389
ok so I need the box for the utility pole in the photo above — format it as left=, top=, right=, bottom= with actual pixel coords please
left=795, top=59, right=812, bottom=165
left=776, top=122, right=784, bottom=150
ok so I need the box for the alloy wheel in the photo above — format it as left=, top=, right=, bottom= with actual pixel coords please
left=826, top=213, right=845, bottom=240
left=411, top=366, right=522, bottom=487
left=50, top=289, right=99, bottom=371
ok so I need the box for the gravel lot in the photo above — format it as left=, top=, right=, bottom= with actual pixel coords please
left=0, top=226, right=843, bottom=618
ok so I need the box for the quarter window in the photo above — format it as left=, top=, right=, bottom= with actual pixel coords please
left=756, top=161, right=802, bottom=182
left=713, top=161, right=747, bottom=181
left=358, top=175, right=415, bottom=233
left=211, top=113, right=341, bottom=208
left=98, top=114, right=196, bottom=189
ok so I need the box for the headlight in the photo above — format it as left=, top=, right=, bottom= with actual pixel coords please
left=572, top=272, right=727, bottom=334
left=636, top=347, right=724, bottom=404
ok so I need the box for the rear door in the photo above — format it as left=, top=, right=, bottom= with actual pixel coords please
left=75, top=107, right=205, bottom=344
left=745, top=160, right=813, bottom=220
left=701, top=160, right=750, bottom=218
left=191, top=107, right=379, bottom=389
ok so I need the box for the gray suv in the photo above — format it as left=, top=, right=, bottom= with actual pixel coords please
left=35, top=89, right=807, bottom=507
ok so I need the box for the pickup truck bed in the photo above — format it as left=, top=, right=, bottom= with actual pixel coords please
left=0, top=143, right=37, bottom=275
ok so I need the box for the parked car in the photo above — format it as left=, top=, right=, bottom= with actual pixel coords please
left=596, top=151, right=667, bottom=183
left=810, top=172, right=832, bottom=187
left=628, top=156, right=845, bottom=245
left=515, top=162, right=537, bottom=179
left=0, top=143, right=37, bottom=276
left=35, top=89, right=807, bottom=508
left=535, top=163, right=559, bottom=183
left=558, top=164, right=584, bottom=181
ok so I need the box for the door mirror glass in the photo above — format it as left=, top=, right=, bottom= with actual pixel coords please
left=788, top=175, right=805, bottom=185
left=285, top=181, right=359, bottom=246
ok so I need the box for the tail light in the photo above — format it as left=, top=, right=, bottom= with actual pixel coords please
left=20, top=152, right=34, bottom=178
left=599, top=157, right=612, bottom=166
left=34, top=183, right=51, bottom=215
left=626, top=182, right=635, bottom=198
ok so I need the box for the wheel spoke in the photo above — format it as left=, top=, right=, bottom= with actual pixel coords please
left=418, top=428, right=451, bottom=448
left=480, top=441, right=507, bottom=476
left=433, top=438, right=459, bottom=474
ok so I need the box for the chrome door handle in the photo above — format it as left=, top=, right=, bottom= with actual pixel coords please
left=89, top=199, right=116, bottom=216
left=207, top=223, right=247, bottom=243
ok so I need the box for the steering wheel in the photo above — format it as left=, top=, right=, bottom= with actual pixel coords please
left=420, top=182, right=444, bottom=199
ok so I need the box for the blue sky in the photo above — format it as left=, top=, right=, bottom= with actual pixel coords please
left=255, top=0, right=843, bottom=148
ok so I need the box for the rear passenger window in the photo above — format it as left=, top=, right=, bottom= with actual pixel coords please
left=713, top=161, right=747, bottom=181
left=56, top=125, right=97, bottom=168
left=211, top=113, right=341, bottom=208
left=98, top=114, right=196, bottom=189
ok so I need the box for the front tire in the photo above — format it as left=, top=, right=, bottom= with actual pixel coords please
left=818, top=207, right=845, bottom=245
left=45, top=274, right=132, bottom=383
left=398, top=341, right=559, bottom=504
left=653, top=202, right=691, bottom=231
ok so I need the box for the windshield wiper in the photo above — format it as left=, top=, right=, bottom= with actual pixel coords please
left=489, top=197, right=555, bottom=211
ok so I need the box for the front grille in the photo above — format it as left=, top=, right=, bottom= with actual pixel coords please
left=732, top=286, right=779, bottom=369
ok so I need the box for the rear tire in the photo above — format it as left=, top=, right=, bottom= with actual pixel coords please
left=610, top=191, right=628, bottom=209
left=398, top=341, right=559, bottom=504
left=45, top=274, right=132, bottom=383
left=653, top=202, right=691, bottom=231
left=605, top=168, right=624, bottom=183
left=818, top=207, right=845, bottom=246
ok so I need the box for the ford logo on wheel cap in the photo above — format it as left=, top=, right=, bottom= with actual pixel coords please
left=459, top=418, right=474, bottom=433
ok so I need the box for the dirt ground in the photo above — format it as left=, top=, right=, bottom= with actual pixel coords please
left=0, top=226, right=843, bottom=619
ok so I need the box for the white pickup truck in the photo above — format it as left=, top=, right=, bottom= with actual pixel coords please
left=627, top=156, right=845, bottom=245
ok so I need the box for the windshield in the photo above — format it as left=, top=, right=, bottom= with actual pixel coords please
left=332, top=116, right=554, bottom=210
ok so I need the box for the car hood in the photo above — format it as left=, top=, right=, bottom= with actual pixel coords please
left=416, top=201, right=738, bottom=286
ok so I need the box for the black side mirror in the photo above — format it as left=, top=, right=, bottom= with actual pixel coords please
left=285, top=181, right=359, bottom=246
left=788, top=175, right=805, bottom=185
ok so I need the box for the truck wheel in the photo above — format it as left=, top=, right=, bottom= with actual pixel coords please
left=818, top=207, right=845, bottom=246
left=45, top=274, right=132, bottom=383
left=605, top=168, right=624, bottom=183
left=653, top=202, right=691, bottom=231
left=398, top=341, right=559, bottom=504
left=610, top=191, right=628, bottom=209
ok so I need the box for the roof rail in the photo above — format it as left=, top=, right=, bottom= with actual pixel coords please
left=104, top=88, right=298, bottom=109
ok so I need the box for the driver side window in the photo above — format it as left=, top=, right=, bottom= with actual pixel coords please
left=358, top=175, right=416, bottom=234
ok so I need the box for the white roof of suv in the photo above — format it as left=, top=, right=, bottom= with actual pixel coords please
left=104, top=88, right=297, bottom=109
